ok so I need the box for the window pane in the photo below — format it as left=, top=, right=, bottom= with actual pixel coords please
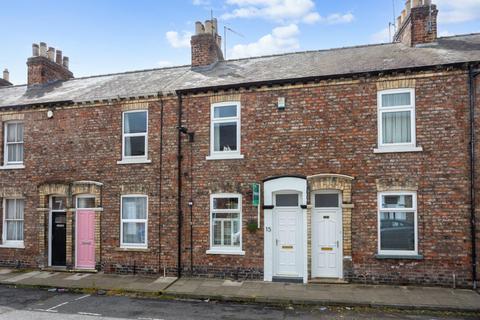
left=6, top=123, right=16, bottom=142
left=6, top=221, right=23, bottom=241
left=380, top=211, right=415, bottom=251
left=16, top=200, right=24, bottom=219
left=52, top=197, right=66, bottom=210
left=214, top=122, right=237, bottom=152
left=8, top=143, right=24, bottom=162
left=213, top=197, right=239, bottom=210
left=16, top=123, right=24, bottom=141
left=214, top=105, right=237, bottom=118
left=124, top=112, right=147, bottom=134
left=78, top=197, right=95, bottom=208
left=5, top=199, right=15, bottom=219
left=122, top=197, right=147, bottom=219
left=122, top=222, right=145, bottom=244
left=223, top=220, right=232, bottom=245
left=213, top=220, right=222, bottom=245
left=232, top=219, right=240, bottom=246
left=315, top=194, right=339, bottom=208
left=276, top=194, right=299, bottom=207
left=382, top=111, right=411, bottom=144
left=382, top=92, right=411, bottom=107
left=125, top=136, right=146, bottom=156
left=213, top=212, right=239, bottom=219
left=382, top=195, right=413, bottom=209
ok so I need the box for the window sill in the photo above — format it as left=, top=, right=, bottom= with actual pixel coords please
left=373, top=146, right=423, bottom=154
left=117, top=159, right=151, bottom=165
left=206, top=249, right=245, bottom=256
left=206, top=154, right=244, bottom=161
left=375, top=254, right=423, bottom=260
left=0, top=164, right=25, bottom=170
left=116, top=247, right=150, bottom=252
left=0, top=243, right=25, bottom=249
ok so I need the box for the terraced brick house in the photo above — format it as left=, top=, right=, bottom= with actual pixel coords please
left=0, top=0, right=479, bottom=287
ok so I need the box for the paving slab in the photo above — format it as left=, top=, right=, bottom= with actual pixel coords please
left=0, top=268, right=478, bottom=313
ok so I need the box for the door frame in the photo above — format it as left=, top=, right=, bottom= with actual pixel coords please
left=311, top=190, right=343, bottom=279
left=263, top=176, right=307, bottom=284
left=48, top=195, right=67, bottom=267
left=75, top=194, right=96, bottom=270
left=272, top=191, right=303, bottom=278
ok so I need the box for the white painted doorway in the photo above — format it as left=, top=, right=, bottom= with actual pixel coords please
left=311, top=191, right=343, bottom=278
left=273, top=192, right=303, bottom=278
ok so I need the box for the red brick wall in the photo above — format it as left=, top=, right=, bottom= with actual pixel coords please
left=0, top=68, right=476, bottom=286
left=0, top=98, right=179, bottom=274
left=27, top=56, right=73, bottom=85
left=180, top=71, right=473, bottom=286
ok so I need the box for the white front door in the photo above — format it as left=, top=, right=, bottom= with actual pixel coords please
left=273, top=193, right=302, bottom=278
left=312, top=192, right=342, bottom=278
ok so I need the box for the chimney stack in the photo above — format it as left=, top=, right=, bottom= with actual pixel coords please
left=191, top=18, right=224, bottom=68
left=0, top=68, right=12, bottom=87
left=27, top=42, right=74, bottom=85
left=394, top=0, right=437, bottom=46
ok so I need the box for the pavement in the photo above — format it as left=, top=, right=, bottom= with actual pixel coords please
left=0, top=286, right=477, bottom=320
left=0, top=268, right=479, bottom=314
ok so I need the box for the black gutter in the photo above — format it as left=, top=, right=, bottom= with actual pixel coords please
left=468, top=66, right=480, bottom=290
left=176, top=95, right=183, bottom=278
left=175, top=62, right=480, bottom=96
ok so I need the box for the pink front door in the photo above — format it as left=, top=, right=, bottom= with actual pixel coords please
left=76, top=210, right=95, bottom=269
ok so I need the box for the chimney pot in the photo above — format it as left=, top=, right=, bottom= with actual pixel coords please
left=63, top=56, right=69, bottom=69
left=195, top=21, right=205, bottom=35
left=56, top=50, right=63, bottom=64
left=204, top=20, right=213, bottom=34
left=394, top=1, right=437, bottom=46
left=32, top=44, right=39, bottom=57
left=3, top=69, right=9, bottom=82
left=47, top=47, right=55, bottom=61
left=405, top=0, right=412, bottom=14
left=39, top=42, right=47, bottom=57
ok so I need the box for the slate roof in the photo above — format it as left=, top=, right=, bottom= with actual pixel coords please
left=1, top=33, right=480, bottom=108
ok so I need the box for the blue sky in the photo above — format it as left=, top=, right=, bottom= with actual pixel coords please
left=1, top=0, right=479, bottom=85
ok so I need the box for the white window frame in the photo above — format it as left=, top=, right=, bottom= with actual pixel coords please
left=377, top=191, right=418, bottom=256
left=206, top=101, right=244, bottom=160
left=120, top=195, right=148, bottom=249
left=117, top=110, right=151, bottom=164
left=1, top=121, right=25, bottom=169
left=1, top=198, right=25, bottom=248
left=374, top=89, right=422, bottom=153
left=207, top=193, right=245, bottom=255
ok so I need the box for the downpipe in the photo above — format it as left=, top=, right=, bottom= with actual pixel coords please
left=468, top=66, right=479, bottom=290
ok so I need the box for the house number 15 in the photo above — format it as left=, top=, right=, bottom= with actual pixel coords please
left=265, top=227, right=271, bottom=232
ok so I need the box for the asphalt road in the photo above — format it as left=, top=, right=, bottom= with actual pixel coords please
left=0, top=285, right=478, bottom=320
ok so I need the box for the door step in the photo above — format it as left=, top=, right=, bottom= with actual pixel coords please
left=309, top=278, right=349, bottom=284
left=41, top=267, right=98, bottom=274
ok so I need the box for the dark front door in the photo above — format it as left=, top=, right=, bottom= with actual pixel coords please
left=52, top=212, right=66, bottom=266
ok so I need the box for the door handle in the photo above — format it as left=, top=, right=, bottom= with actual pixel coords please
left=276, top=239, right=279, bottom=246
left=336, top=241, right=339, bottom=248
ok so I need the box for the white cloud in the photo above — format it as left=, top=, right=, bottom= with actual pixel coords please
left=435, top=0, right=480, bottom=23
left=320, top=12, right=354, bottom=25
left=158, top=60, right=174, bottom=67
left=230, top=23, right=300, bottom=59
left=193, top=0, right=210, bottom=5
left=371, top=27, right=392, bottom=44
left=221, top=0, right=353, bottom=25
left=165, top=31, right=193, bottom=48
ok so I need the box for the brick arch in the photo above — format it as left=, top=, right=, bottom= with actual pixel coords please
left=306, top=174, right=354, bottom=279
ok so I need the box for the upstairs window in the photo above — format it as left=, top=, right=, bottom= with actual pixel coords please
left=121, top=111, right=148, bottom=162
left=376, top=89, right=421, bottom=153
left=378, top=192, right=417, bottom=256
left=208, top=102, right=243, bottom=160
left=4, top=122, right=24, bottom=167
left=2, top=198, right=25, bottom=247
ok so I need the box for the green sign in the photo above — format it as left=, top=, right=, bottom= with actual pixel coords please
left=252, top=183, right=260, bottom=207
